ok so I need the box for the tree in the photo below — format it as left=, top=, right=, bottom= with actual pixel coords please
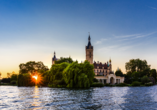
left=131, top=71, right=140, bottom=81
left=0, top=72, right=1, bottom=79
left=55, top=57, right=73, bottom=64
left=124, top=72, right=133, bottom=84
left=150, top=69, right=157, bottom=82
left=125, top=59, right=150, bottom=73
left=141, top=68, right=151, bottom=77
left=141, top=76, right=150, bottom=84
left=49, top=62, right=69, bottom=83
left=19, top=61, right=49, bottom=74
left=7, top=73, right=11, bottom=78
left=115, top=69, right=123, bottom=76
left=1, top=78, right=10, bottom=83
left=10, top=74, right=18, bottom=81
left=63, top=60, right=94, bottom=88
left=18, top=73, right=35, bottom=86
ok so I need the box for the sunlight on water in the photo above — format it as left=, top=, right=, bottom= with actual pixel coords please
left=0, top=86, right=157, bottom=109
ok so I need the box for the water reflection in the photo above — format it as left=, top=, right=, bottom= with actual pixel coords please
left=119, top=86, right=157, bottom=109
left=31, top=86, right=42, bottom=109
left=0, top=86, right=157, bottom=109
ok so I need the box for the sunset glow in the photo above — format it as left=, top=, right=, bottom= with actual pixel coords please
left=33, top=75, right=38, bottom=80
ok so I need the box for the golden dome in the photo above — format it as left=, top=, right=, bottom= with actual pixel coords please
left=109, top=59, right=111, bottom=62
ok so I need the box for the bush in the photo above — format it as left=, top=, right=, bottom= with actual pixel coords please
left=18, top=73, right=35, bottom=86
left=48, top=84, right=66, bottom=88
left=53, top=79, right=66, bottom=85
left=141, top=76, right=150, bottom=84
left=116, top=83, right=128, bottom=87
left=104, top=83, right=110, bottom=86
left=91, top=82, right=104, bottom=87
left=145, top=82, right=153, bottom=86
left=11, top=80, right=17, bottom=85
left=93, top=78, right=98, bottom=82
left=131, top=81, right=141, bottom=86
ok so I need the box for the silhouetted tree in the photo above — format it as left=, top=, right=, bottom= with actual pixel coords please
left=19, top=61, right=49, bottom=74
left=7, top=73, right=11, bottom=78
left=150, top=69, right=157, bottom=82
left=115, top=69, right=123, bottom=76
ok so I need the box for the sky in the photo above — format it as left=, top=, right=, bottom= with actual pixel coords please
left=0, top=0, right=157, bottom=78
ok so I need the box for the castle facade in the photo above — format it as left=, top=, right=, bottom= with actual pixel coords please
left=52, top=35, right=124, bottom=84
left=86, top=35, right=124, bottom=84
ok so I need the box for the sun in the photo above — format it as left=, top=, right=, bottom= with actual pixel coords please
left=32, top=74, right=43, bottom=85
left=33, top=75, right=38, bottom=80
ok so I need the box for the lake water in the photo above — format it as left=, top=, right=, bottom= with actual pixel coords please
left=1, top=86, right=157, bottom=110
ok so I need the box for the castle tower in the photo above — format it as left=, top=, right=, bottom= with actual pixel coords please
left=86, top=35, right=93, bottom=64
left=52, top=51, right=57, bottom=65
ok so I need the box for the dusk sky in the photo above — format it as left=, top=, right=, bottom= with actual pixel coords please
left=1, top=0, right=157, bottom=77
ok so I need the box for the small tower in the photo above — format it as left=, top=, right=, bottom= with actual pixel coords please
left=52, top=51, right=57, bottom=65
left=85, top=34, right=93, bottom=64
left=109, top=58, right=112, bottom=72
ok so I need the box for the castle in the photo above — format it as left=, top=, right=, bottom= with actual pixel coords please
left=52, top=35, right=124, bottom=84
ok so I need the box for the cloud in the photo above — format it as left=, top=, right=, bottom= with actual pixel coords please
left=95, top=38, right=107, bottom=45
left=135, top=31, right=156, bottom=38
left=149, top=6, right=157, bottom=10
left=98, top=45, right=119, bottom=51
left=114, top=34, right=140, bottom=38
left=96, top=31, right=157, bottom=53
left=115, top=31, right=157, bottom=41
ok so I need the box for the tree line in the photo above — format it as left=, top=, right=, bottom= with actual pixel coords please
left=1, top=58, right=156, bottom=87
left=17, top=57, right=95, bottom=88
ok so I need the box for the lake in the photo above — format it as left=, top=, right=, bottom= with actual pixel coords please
left=0, top=85, right=157, bottom=109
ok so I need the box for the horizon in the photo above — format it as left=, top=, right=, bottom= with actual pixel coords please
left=1, top=0, right=157, bottom=78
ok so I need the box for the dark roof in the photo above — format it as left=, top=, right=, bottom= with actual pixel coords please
left=52, top=55, right=56, bottom=61
left=52, top=52, right=57, bottom=61
left=93, top=62, right=110, bottom=69
left=86, top=35, right=93, bottom=49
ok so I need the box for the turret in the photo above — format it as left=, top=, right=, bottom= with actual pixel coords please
left=85, top=34, right=93, bottom=64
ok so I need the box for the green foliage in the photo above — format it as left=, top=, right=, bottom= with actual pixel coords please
left=19, top=61, right=49, bottom=74
left=125, top=59, right=150, bottom=73
left=11, top=80, right=17, bottom=85
left=131, top=71, right=140, bottom=81
left=124, top=59, right=155, bottom=84
left=49, top=62, right=69, bottom=83
left=18, top=73, right=34, bottom=86
left=55, top=57, right=73, bottom=64
left=48, top=80, right=66, bottom=88
left=63, top=60, right=94, bottom=88
left=115, top=70, right=123, bottom=76
left=93, top=78, right=98, bottom=82
left=116, top=83, right=128, bottom=87
left=150, top=69, right=157, bottom=81
left=141, top=76, right=150, bottom=84
left=131, top=81, right=141, bottom=86
left=145, top=82, right=153, bottom=86
left=91, top=82, right=104, bottom=87
left=10, top=74, right=18, bottom=81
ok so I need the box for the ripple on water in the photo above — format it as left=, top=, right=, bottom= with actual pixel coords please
left=1, top=86, right=157, bottom=109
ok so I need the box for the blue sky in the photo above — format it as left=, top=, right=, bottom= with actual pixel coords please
left=0, top=0, right=157, bottom=77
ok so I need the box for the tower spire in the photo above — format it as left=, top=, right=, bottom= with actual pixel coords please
left=88, top=32, right=91, bottom=42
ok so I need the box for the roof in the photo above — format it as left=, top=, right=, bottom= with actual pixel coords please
left=93, top=62, right=110, bottom=69
left=52, top=52, right=57, bottom=61
left=86, top=35, right=93, bottom=49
